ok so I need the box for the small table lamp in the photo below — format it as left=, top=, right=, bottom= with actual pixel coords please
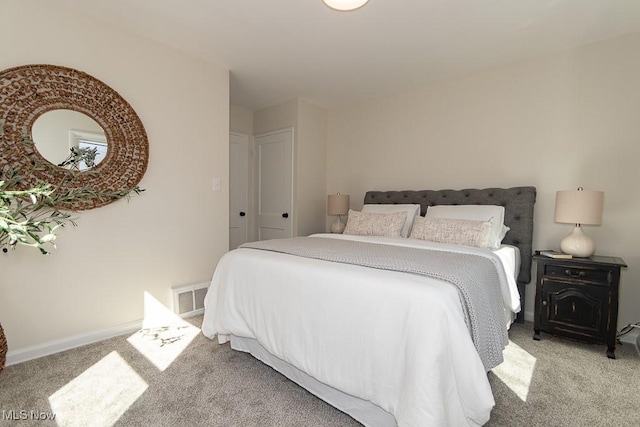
left=554, top=187, right=604, bottom=257
left=327, top=193, right=350, bottom=233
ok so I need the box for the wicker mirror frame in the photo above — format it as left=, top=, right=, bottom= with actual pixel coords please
left=0, top=64, right=148, bottom=210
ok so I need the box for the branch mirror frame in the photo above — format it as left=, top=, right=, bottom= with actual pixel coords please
left=0, top=64, right=148, bottom=210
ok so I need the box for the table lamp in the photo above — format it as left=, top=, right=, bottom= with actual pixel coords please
left=327, top=193, right=350, bottom=233
left=554, top=187, right=604, bottom=257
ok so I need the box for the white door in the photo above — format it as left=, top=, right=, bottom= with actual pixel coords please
left=255, top=128, right=294, bottom=240
left=229, top=132, right=249, bottom=250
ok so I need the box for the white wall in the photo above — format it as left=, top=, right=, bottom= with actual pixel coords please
left=327, top=32, right=640, bottom=326
left=296, top=99, right=328, bottom=236
left=0, top=2, right=229, bottom=352
left=230, top=105, right=254, bottom=136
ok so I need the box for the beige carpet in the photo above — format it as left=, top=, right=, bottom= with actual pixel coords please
left=489, top=324, right=639, bottom=426
left=0, top=316, right=638, bottom=426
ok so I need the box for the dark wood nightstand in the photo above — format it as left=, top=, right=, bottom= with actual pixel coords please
left=532, top=252, right=627, bottom=359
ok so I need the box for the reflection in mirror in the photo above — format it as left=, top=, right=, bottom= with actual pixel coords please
left=32, top=109, right=107, bottom=171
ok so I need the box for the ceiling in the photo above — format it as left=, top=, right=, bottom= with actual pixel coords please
left=56, top=0, right=640, bottom=111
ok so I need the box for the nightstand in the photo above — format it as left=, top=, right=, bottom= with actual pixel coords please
left=532, top=252, right=627, bottom=359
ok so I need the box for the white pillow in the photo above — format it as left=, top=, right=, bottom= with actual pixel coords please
left=361, top=204, right=421, bottom=238
left=343, top=209, right=407, bottom=238
left=409, top=216, right=493, bottom=248
left=425, top=205, right=506, bottom=249
left=499, top=225, right=510, bottom=242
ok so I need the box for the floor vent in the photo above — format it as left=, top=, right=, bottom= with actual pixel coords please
left=172, top=282, right=209, bottom=317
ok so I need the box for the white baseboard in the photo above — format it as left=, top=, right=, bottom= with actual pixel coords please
left=5, top=319, right=142, bottom=367
left=5, top=310, right=205, bottom=367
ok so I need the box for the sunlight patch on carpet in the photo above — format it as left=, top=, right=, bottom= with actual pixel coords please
left=126, top=291, right=200, bottom=371
left=492, top=340, right=536, bottom=402
left=48, top=351, right=147, bottom=427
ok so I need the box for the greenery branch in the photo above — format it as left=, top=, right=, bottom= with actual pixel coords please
left=0, top=138, right=144, bottom=254
left=0, top=180, right=72, bottom=254
left=58, top=146, right=99, bottom=170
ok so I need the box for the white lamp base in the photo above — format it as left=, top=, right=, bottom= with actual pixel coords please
left=330, top=216, right=345, bottom=234
left=560, top=225, right=595, bottom=258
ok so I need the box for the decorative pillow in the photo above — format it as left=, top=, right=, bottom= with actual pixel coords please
left=425, top=205, right=506, bottom=249
left=499, top=225, right=510, bottom=242
left=361, top=204, right=421, bottom=238
left=343, top=209, right=407, bottom=238
left=409, top=216, right=493, bottom=248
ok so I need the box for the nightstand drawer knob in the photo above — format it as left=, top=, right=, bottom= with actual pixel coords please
left=542, top=301, right=547, bottom=306
left=565, top=269, right=586, bottom=278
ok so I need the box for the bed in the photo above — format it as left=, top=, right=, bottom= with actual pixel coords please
left=202, top=186, right=536, bottom=427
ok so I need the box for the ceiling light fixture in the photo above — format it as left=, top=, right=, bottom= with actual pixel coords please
left=323, top=0, right=369, bottom=11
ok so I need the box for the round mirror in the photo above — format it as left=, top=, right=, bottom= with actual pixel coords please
left=32, top=109, right=107, bottom=171
left=0, top=64, right=148, bottom=210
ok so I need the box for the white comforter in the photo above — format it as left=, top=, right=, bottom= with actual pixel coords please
left=202, top=234, right=518, bottom=427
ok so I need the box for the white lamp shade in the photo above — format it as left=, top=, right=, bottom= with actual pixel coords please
left=323, top=0, right=369, bottom=11
left=555, top=189, right=604, bottom=225
left=327, top=194, right=350, bottom=215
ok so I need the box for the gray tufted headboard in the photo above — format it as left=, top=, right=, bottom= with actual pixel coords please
left=364, top=186, right=536, bottom=323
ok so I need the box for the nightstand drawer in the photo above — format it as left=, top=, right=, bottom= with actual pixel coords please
left=544, top=264, right=611, bottom=284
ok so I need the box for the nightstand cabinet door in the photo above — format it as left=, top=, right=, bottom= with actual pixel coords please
left=533, top=254, right=626, bottom=359
left=539, top=279, right=609, bottom=339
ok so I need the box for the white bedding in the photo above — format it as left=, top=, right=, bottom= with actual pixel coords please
left=202, top=234, right=520, bottom=427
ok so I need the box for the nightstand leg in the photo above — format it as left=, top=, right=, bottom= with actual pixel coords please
left=533, top=329, right=540, bottom=341
left=606, top=346, right=616, bottom=359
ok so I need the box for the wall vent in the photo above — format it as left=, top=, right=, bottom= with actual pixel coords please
left=172, top=282, right=209, bottom=317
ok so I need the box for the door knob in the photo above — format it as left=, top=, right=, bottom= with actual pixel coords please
left=239, top=211, right=246, bottom=217
left=282, top=213, right=289, bottom=218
